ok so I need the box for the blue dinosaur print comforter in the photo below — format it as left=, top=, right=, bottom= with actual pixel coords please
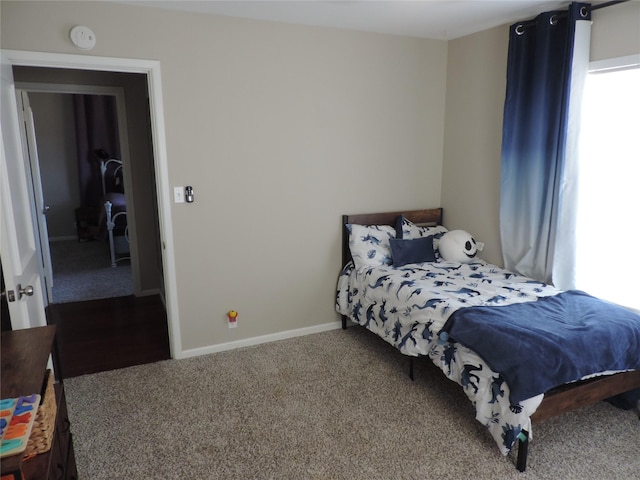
left=335, top=259, right=626, bottom=455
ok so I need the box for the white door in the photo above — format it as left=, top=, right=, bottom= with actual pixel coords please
left=16, top=90, right=54, bottom=304
left=0, top=56, right=48, bottom=329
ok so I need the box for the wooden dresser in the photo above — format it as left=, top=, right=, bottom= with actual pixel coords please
left=1, top=326, right=78, bottom=480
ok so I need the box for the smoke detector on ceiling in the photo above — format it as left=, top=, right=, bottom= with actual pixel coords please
left=69, top=26, right=96, bottom=50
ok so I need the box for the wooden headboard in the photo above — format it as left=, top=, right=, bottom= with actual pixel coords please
left=341, top=208, right=443, bottom=268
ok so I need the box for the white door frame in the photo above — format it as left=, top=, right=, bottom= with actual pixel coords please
left=1, top=49, right=182, bottom=359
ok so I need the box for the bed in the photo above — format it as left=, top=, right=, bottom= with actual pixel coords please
left=99, top=158, right=130, bottom=267
left=336, top=208, right=640, bottom=472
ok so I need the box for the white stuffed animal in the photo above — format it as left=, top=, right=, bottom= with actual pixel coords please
left=439, top=230, right=484, bottom=263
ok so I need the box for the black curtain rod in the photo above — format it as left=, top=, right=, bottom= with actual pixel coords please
left=590, top=0, right=630, bottom=11
left=514, top=0, right=630, bottom=34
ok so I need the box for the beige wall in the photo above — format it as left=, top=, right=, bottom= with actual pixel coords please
left=590, top=1, right=640, bottom=61
left=4, top=0, right=636, bottom=354
left=1, top=1, right=447, bottom=352
left=441, top=25, right=509, bottom=266
left=442, top=0, right=640, bottom=267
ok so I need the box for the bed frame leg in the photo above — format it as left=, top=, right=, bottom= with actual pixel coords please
left=342, top=316, right=347, bottom=330
left=409, top=357, right=414, bottom=381
left=516, top=430, right=529, bottom=472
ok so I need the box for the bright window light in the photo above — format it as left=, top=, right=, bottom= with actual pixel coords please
left=575, top=65, right=640, bottom=311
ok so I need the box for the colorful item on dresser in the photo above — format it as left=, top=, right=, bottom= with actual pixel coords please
left=0, top=395, right=40, bottom=458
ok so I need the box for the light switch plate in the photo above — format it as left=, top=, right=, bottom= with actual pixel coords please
left=174, top=186, right=185, bottom=203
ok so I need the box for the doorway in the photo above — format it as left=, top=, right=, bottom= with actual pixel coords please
left=16, top=85, right=138, bottom=305
left=2, top=51, right=182, bottom=374
left=13, top=67, right=169, bottom=376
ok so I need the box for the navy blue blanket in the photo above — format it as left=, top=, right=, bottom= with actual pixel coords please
left=441, top=290, right=640, bottom=404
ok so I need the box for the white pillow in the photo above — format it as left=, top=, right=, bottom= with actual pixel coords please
left=347, top=224, right=395, bottom=268
left=397, top=217, right=448, bottom=259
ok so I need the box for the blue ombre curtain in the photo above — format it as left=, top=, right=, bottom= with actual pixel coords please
left=500, top=2, right=591, bottom=287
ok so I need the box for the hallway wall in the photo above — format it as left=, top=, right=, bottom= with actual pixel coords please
left=28, top=92, right=79, bottom=239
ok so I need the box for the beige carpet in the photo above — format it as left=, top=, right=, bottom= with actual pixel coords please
left=64, top=327, right=639, bottom=479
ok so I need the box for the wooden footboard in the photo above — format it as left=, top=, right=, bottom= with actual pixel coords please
left=532, top=369, right=640, bottom=423
left=517, top=369, right=640, bottom=471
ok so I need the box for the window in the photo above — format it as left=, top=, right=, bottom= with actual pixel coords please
left=574, top=57, right=640, bottom=311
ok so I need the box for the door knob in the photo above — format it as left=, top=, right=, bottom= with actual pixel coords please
left=17, top=284, right=34, bottom=300
left=43, top=205, right=50, bottom=214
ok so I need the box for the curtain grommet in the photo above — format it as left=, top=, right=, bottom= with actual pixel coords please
left=549, top=15, right=559, bottom=26
left=515, top=24, right=525, bottom=35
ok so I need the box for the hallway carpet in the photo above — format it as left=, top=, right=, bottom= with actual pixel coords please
left=49, top=239, right=132, bottom=303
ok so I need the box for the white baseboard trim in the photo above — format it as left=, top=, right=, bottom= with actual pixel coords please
left=178, top=320, right=343, bottom=359
left=137, top=288, right=162, bottom=298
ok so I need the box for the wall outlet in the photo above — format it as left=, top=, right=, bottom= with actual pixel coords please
left=227, top=310, right=238, bottom=328
left=174, top=186, right=184, bottom=203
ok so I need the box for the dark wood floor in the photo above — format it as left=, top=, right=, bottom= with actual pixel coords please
left=46, top=294, right=171, bottom=379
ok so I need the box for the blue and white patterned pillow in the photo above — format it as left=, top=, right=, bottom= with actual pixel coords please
left=347, top=224, right=395, bottom=268
left=396, top=216, right=448, bottom=259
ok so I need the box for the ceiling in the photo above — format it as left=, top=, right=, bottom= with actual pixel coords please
left=120, top=0, right=581, bottom=40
